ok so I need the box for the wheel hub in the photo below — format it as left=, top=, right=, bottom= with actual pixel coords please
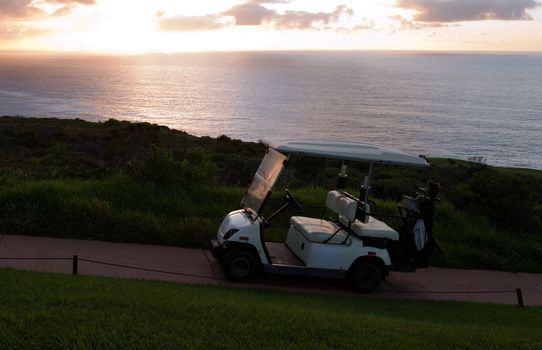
left=231, top=257, right=250, bottom=277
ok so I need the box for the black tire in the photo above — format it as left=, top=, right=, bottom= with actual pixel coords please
left=349, top=261, right=382, bottom=294
left=221, top=249, right=258, bottom=282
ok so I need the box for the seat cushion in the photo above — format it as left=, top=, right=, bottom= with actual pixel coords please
left=337, top=197, right=358, bottom=224
left=351, top=217, right=399, bottom=241
left=325, top=190, right=344, bottom=213
left=290, top=216, right=350, bottom=244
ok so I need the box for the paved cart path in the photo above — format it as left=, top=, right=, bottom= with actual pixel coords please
left=1, top=234, right=541, bottom=306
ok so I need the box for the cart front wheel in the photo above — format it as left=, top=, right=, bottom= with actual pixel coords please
left=349, top=261, right=382, bottom=293
left=221, top=249, right=258, bottom=282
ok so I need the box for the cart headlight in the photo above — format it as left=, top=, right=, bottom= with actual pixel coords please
left=223, top=228, right=239, bottom=240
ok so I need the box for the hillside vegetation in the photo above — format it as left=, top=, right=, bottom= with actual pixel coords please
left=1, top=116, right=541, bottom=271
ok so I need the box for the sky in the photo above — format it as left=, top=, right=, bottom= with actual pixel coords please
left=1, top=0, right=542, bottom=53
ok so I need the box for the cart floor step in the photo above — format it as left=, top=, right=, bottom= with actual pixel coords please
left=266, top=242, right=305, bottom=267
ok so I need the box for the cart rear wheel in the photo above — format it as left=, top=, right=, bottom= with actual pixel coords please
left=349, top=261, right=382, bottom=293
left=221, top=249, right=258, bottom=282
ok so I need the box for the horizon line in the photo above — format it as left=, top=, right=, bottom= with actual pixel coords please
left=1, top=48, right=542, bottom=57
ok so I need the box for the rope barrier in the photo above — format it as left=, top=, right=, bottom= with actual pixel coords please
left=0, top=255, right=526, bottom=306
left=79, top=258, right=219, bottom=281
left=0, top=257, right=72, bottom=260
left=381, top=290, right=517, bottom=294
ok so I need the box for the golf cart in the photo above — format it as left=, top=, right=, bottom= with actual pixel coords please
left=210, top=139, right=439, bottom=293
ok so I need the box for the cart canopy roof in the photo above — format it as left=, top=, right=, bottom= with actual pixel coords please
left=260, top=138, right=429, bottom=167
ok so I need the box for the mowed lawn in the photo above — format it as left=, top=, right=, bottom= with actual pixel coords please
left=0, top=269, right=540, bottom=349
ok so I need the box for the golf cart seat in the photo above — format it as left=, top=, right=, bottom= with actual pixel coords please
left=351, top=218, right=399, bottom=241
left=290, top=190, right=398, bottom=243
left=289, top=217, right=349, bottom=244
left=338, top=196, right=399, bottom=241
left=289, top=190, right=350, bottom=244
left=336, top=196, right=400, bottom=241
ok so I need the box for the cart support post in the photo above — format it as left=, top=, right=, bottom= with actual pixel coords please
left=363, top=163, right=374, bottom=205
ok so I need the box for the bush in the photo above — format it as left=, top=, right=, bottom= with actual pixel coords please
left=133, top=145, right=216, bottom=187
left=0, top=176, right=242, bottom=247
left=136, top=144, right=180, bottom=186
left=468, top=170, right=537, bottom=233
left=371, top=177, right=421, bottom=201
left=182, top=147, right=215, bottom=185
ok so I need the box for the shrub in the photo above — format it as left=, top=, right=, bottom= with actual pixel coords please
left=183, top=147, right=215, bottom=186
left=371, top=177, right=421, bottom=201
left=468, top=170, right=537, bottom=233
left=135, top=144, right=180, bottom=186
left=133, top=145, right=216, bottom=187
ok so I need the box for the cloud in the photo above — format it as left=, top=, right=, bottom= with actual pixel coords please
left=157, top=15, right=227, bottom=32
left=52, top=4, right=75, bottom=16
left=335, top=20, right=375, bottom=34
left=222, top=3, right=275, bottom=25
left=396, top=0, right=541, bottom=23
left=249, top=0, right=293, bottom=3
left=0, top=24, right=50, bottom=39
left=389, top=15, right=448, bottom=29
left=49, top=0, right=97, bottom=16
left=46, top=0, right=96, bottom=4
left=271, top=5, right=353, bottom=30
left=157, top=1, right=354, bottom=32
left=0, top=0, right=95, bottom=19
left=222, top=3, right=353, bottom=29
left=0, top=0, right=45, bottom=19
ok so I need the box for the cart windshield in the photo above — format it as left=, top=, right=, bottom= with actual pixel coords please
left=241, top=148, right=288, bottom=215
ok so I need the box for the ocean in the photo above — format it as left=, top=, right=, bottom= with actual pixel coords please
left=1, top=51, right=541, bottom=169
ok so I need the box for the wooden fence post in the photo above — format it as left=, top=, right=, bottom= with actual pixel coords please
left=516, top=288, right=524, bottom=307
left=72, top=255, right=78, bottom=275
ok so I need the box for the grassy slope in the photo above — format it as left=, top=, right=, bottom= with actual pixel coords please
left=1, top=269, right=541, bottom=350
left=1, top=116, right=541, bottom=272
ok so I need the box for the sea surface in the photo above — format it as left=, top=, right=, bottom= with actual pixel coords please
left=1, top=51, right=541, bottom=169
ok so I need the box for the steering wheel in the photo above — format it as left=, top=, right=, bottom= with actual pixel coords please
left=285, top=189, right=302, bottom=211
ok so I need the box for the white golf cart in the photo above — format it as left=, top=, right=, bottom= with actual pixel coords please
left=211, top=139, right=438, bottom=293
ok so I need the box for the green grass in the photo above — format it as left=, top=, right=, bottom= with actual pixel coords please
left=430, top=202, right=542, bottom=271
left=0, top=175, right=244, bottom=247
left=1, top=176, right=541, bottom=272
left=0, top=269, right=540, bottom=349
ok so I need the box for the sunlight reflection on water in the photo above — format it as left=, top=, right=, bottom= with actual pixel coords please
left=0, top=51, right=541, bottom=169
